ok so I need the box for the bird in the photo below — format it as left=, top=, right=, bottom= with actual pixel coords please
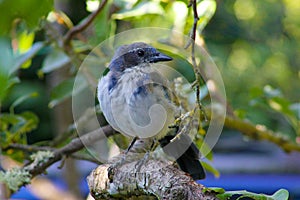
left=97, top=42, right=205, bottom=180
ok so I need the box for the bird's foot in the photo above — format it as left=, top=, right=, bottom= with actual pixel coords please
left=107, top=154, right=127, bottom=182
left=134, top=151, right=150, bottom=173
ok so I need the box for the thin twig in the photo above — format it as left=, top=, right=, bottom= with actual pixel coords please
left=63, top=0, right=108, bottom=45
left=190, top=0, right=199, bottom=43
left=186, top=0, right=208, bottom=128
left=24, top=125, right=116, bottom=177
left=4, top=144, right=55, bottom=152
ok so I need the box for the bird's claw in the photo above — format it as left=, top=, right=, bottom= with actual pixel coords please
left=107, top=165, right=115, bottom=183
left=134, top=151, right=150, bottom=173
left=107, top=155, right=127, bottom=182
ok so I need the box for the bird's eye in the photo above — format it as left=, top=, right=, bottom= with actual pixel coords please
left=137, top=49, right=145, bottom=57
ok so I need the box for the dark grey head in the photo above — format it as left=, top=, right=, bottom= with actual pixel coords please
left=109, top=42, right=172, bottom=71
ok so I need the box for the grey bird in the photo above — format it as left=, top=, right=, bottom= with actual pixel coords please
left=97, top=42, right=205, bottom=180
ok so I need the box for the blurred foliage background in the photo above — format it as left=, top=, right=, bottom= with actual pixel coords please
left=0, top=0, right=299, bottom=199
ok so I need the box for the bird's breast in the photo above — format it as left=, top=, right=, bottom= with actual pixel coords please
left=98, top=66, right=175, bottom=139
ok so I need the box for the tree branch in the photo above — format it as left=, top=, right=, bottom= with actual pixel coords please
left=87, top=159, right=218, bottom=200
left=224, top=115, right=300, bottom=152
left=63, top=0, right=108, bottom=45
left=4, top=144, right=55, bottom=152
left=23, top=125, right=116, bottom=178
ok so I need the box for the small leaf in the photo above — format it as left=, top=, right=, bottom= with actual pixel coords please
left=290, top=103, right=300, bottom=120
left=17, top=31, right=35, bottom=69
left=171, top=2, right=188, bottom=33
left=10, top=92, right=39, bottom=113
left=200, top=85, right=209, bottom=100
left=203, top=187, right=225, bottom=194
left=72, top=40, right=92, bottom=53
left=216, top=189, right=289, bottom=200
left=0, top=111, right=39, bottom=147
left=49, top=75, right=87, bottom=108
left=271, top=97, right=293, bottom=116
left=91, top=1, right=113, bottom=43
left=271, top=189, right=289, bottom=200
left=7, top=77, right=20, bottom=89
left=12, top=42, right=45, bottom=75
left=49, top=78, right=74, bottom=108
left=234, top=109, right=247, bottom=119
left=201, top=161, right=220, bottom=178
left=40, top=48, right=70, bottom=74
left=112, top=1, right=164, bottom=19
left=18, top=31, right=35, bottom=53
left=197, top=0, right=217, bottom=32
left=263, top=85, right=282, bottom=98
left=17, top=112, right=39, bottom=134
left=198, top=138, right=213, bottom=161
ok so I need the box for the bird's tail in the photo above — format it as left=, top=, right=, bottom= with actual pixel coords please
left=159, top=134, right=206, bottom=180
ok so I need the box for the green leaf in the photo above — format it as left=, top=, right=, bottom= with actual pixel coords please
left=270, top=189, right=289, bottom=200
left=203, top=187, right=225, bottom=194
left=112, top=1, right=164, bottom=19
left=18, top=31, right=35, bottom=53
left=91, top=0, right=114, bottom=44
left=200, top=85, right=209, bottom=100
left=0, top=37, right=13, bottom=103
left=197, top=0, right=217, bottom=32
left=0, top=111, right=39, bottom=147
left=0, top=0, right=53, bottom=35
left=7, top=77, right=20, bottom=88
left=49, top=78, right=74, bottom=108
left=15, top=112, right=39, bottom=135
left=12, top=42, right=45, bottom=74
left=290, top=103, right=300, bottom=120
left=216, top=189, right=289, bottom=200
left=171, top=1, right=188, bottom=33
left=234, top=109, right=247, bottom=119
left=201, top=161, right=220, bottom=178
left=9, top=92, right=39, bottom=114
left=268, top=97, right=292, bottom=115
left=197, top=137, right=213, bottom=160
left=40, top=48, right=70, bottom=75
left=113, top=0, right=138, bottom=9
left=72, top=40, right=93, bottom=53
left=49, top=75, right=86, bottom=108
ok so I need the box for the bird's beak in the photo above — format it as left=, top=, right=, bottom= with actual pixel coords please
left=150, top=52, right=173, bottom=63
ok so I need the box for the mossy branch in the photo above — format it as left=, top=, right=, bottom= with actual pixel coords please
left=224, top=115, right=300, bottom=152
left=2, top=125, right=115, bottom=192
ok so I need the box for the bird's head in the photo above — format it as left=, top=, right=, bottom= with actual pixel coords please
left=109, top=42, right=172, bottom=72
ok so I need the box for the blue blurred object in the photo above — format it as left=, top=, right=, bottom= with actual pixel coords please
left=11, top=186, right=40, bottom=200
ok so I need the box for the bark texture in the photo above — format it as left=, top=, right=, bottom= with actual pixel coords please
left=87, top=159, right=218, bottom=200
